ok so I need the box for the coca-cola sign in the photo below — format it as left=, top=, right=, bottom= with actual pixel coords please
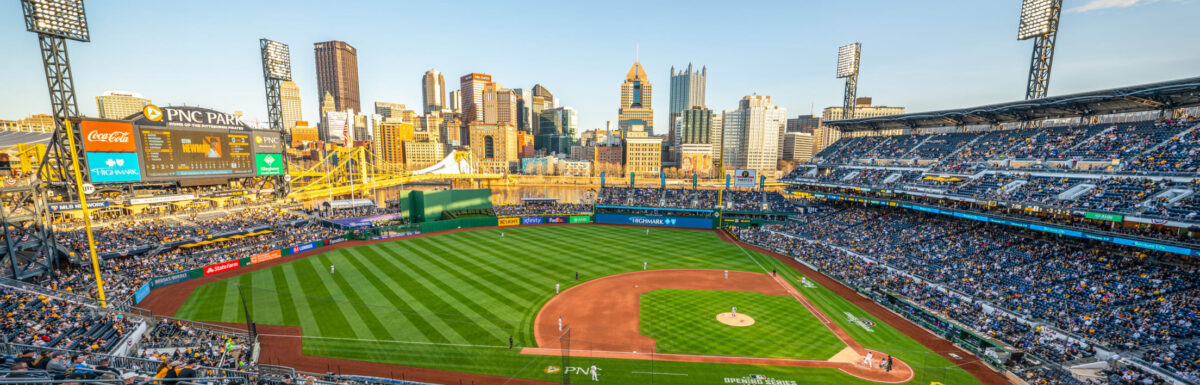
left=80, top=120, right=137, bottom=153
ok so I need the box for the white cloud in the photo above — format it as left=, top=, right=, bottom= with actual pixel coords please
left=1066, top=0, right=1159, bottom=13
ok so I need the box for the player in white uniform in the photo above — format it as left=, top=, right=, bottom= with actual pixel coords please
left=555, top=283, right=560, bottom=293
left=330, top=264, right=335, bottom=274
left=558, top=316, right=563, bottom=331
left=731, top=306, right=737, bottom=317
left=589, top=365, right=601, bottom=381
left=861, top=351, right=874, bottom=368
left=724, top=270, right=728, bottom=279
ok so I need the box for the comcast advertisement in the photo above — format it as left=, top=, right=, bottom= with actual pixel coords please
left=256, top=153, right=283, bottom=176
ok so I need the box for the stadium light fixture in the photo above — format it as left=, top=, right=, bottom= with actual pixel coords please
left=836, top=43, right=860, bottom=79
left=261, top=39, right=292, bottom=81
left=21, top=0, right=89, bottom=42
left=1017, top=0, right=1054, bottom=40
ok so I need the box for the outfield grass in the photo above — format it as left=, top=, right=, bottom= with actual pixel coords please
left=640, top=289, right=845, bottom=360
left=175, top=225, right=981, bottom=385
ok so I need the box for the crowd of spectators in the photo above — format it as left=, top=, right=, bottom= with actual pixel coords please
left=729, top=203, right=1198, bottom=382
left=723, top=191, right=799, bottom=213
left=493, top=202, right=592, bottom=216
left=0, top=288, right=133, bottom=352
left=41, top=223, right=342, bottom=304
left=138, top=319, right=250, bottom=370
left=597, top=187, right=718, bottom=210
left=55, top=207, right=307, bottom=256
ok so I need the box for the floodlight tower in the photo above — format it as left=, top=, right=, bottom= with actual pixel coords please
left=1017, top=0, right=1062, bottom=99
left=261, top=39, right=292, bottom=131
left=836, top=43, right=862, bottom=120
left=260, top=39, right=293, bottom=196
left=22, top=0, right=89, bottom=183
left=7, top=0, right=92, bottom=279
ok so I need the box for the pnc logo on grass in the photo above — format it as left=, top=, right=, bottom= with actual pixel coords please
left=543, top=365, right=561, bottom=374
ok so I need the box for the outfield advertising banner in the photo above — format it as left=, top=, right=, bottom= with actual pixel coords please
left=203, top=260, right=241, bottom=276
left=569, top=215, right=591, bottom=223
left=545, top=216, right=568, bottom=224
left=596, top=213, right=714, bottom=229
left=291, top=241, right=319, bottom=254
left=498, top=217, right=520, bottom=226
left=324, top=236, right=346, bottom=246
left=521, top=217, right=544, bottom=225
left=249, top=249, right=281, bottom=264
left=133, top=283, right=151, bottom=304
left=150, top=270, right=194, bottom=288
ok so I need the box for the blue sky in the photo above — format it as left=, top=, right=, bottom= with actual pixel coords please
left=1, top=0, right=1197, bottom=134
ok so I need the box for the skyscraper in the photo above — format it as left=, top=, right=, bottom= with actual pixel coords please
left=448, top=90, right=462, bottom=114
left=722, top=95, right=787, bottom=172
left=314, top=41, right=361, bottom=113
left=532, top=84, right=554, bottom=108
left=536, top=107, right=577, bottom=155
left=511, top=88, right=533, bottom=132
left=460, top=73, right=492, bottom=125
left=374, top=102, right=407, bottom=121
left=618, top=61, right=653, bottom=135
left=669, top=64, right=706, bottom=141
left=280, top=81, right=303, bottom=131
left=422, top=69, right=446, bottom=115
left=482, top=83, right=517, bottom=125
left=95, top=91, right=151, bottom=120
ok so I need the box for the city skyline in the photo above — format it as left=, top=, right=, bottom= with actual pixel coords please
left=1, top=0, right=1198, bottom=134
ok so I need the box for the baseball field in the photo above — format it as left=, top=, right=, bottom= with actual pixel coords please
left=165, top=225, right=989, bottom=384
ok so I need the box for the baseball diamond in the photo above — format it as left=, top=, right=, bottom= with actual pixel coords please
left=141, top=225, right=1006, bottom=385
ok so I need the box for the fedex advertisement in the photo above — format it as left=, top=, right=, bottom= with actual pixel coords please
left=596, top=213, right=713, bottom=229
left=546, top=216, right=568, bottom=224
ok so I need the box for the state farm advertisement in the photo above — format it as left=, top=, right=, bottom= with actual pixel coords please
left=81, top=120, right=137, bottom=153
left=250, top=250, right=281, bottom=265
left=203, top=260, right=241, bottom=276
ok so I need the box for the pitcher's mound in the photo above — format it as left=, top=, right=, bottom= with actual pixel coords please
left=716, top=312, right=755, bottom=326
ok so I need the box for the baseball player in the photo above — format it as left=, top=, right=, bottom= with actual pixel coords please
left=861, top=351, right=874, bottom=368
left=330, top=264, right=335, bottom=274
left=731, top=306, right=737, bottom=317
left=555, top=283, right=560, bottom=293
left=590, top=365, right=601, bottom=381
left=501, top=232, right=505, bottom=238
left=724, top=270, right=728, bottom=280
left=645, top=228, right=649, bottom=235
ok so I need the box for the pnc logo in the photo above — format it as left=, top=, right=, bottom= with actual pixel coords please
left=543, top=365, right=561, bottom=374
left=143, top=105, right=163, bottom=122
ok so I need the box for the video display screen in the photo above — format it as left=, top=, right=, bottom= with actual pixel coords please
left=140, top=128, right=254, bottom=179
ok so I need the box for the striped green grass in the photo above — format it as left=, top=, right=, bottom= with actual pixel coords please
left=174, top=225, right=981, bottom=385
left=640, top=289, right=845, bottom=359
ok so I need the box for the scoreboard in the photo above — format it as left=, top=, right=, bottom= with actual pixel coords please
left=77, top=106, right=287, bottom=184
left=140, top=128, right=255, bottom=179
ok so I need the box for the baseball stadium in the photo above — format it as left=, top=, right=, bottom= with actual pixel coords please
left=4, top=1, right=1200, bottom=385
